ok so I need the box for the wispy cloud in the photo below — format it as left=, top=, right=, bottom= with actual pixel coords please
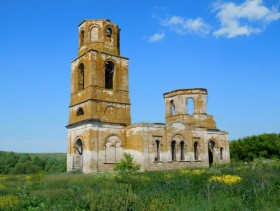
left=213, top=0, right=280, bottom=38
left=161, top=16, right=211, bottom=36
left=148, top=32, right=165, bottom=42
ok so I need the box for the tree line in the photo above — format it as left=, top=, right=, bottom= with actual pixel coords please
left=230, top=133, right=280, bottom=162
left=0, top=151, right=66, bottom=174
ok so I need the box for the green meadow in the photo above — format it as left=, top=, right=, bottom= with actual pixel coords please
left=0, top=134, right=280, bottom=210
left=0, top=159, right=279, bottom=211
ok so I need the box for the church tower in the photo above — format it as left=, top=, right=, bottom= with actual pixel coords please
left=68, top=19, right=131, bottom=126
left=67, top=19, right=131, bottom=173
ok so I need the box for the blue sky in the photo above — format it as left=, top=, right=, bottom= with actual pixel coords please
left=1, top=0, right=280, bottom=152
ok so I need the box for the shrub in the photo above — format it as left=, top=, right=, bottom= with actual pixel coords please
left=114, top=153, right=141, bottom=174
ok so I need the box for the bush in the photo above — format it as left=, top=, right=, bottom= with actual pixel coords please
left=114, top=153, right=141, bottom=174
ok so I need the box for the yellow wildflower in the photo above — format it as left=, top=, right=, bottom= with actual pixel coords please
left=209, top=175, right=242, bottom=185
left=181, top=169, right=205, bottom=175
left=0, top=195, right=20, bottom=210
left=192, top=169, right=206, bottom=175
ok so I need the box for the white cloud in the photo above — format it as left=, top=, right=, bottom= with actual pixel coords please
left=213, top=0, right=280, bottom=38
left=148, top=32, right=165, bottom=42
left=161, top=16, right=211, bottom=36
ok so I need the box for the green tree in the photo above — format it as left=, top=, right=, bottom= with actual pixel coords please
left=230, top=133, right=280, bottom=162
left=0, top=151, right=19, bottom=174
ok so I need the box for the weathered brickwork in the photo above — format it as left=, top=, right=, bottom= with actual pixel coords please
left=67, top=19, right=230, bottom=173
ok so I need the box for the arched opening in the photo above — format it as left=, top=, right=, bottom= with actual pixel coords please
left=170, top=100, right=175, bottom=115
left=187, top=98, right=194, bottom=115
left=208, top=140, right=215, bottom=166
left=76, top=107, right=84, bottom=116
left=91, top=26, right=98, bottom=41
left=75, top=139, right=83, bottom=155
left=78, top=63, right=84, bottom=91
left=194, top=141, right=199, bottom=160
left=106, top=27, right=112, bottom=38
left=73, top=138, right=83, bottom=171
left=105, top=27, right=112, bottom=44
left=171, top=140, right=176, bottom=161
left=80, top=30, right=85, bottom=47
left=105, top=135, right=122, bottom=163
left=180, top=141, right=185, bottom=161
left=105, top=61, right=114, bottom=89
left=155, top=140, right=160, bottom=161
left=220, top=147, right=223, bottom=160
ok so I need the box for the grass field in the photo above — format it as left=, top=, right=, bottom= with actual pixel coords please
left=0, top=158, right=279, bottom=210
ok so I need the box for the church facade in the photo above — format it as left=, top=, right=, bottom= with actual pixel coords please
left=67, top=19, right=230, bottom=173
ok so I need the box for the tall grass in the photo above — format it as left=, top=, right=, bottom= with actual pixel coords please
left=0, top=159, right=279, bottom=210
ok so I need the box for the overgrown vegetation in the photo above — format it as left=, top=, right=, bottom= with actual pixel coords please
left=0, top=160, right=279, bottom=210
left=0, top=133, right=279, bottom=210
left=230, top=133, right=280, bottom=162
left=0, top=152, right=66, bottom=174
left=114, top=153, right=141, bottom=175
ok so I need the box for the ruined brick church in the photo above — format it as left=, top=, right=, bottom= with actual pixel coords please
left=67, top=19, right=230, bottom=173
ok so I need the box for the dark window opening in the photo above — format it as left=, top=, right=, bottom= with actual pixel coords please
left=77, top=108, right=84, bottom=116
left=171, top=140, right=176, bottom=161
left=180, top=141, right=185, bottom=161
left=194, top=141, right=199, bottom=160
left=208, top=140, right=215, bottom=166
left=105, top=61, right=114, bottom=89
left=155, top=140, right=160, bottom=161
left=78, top=63, right=84, bottom=91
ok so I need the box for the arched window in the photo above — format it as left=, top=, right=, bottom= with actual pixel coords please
left=155, top=140, right=160, bottom=161
left=220, top=147, right=223, bottom=160
left=73, top=138, right=83, bottom=171
left=180, top=141, right=185, bottom=161
left=75, top=139, right=83, bottom=155
left=76, top=107, right=84, bottom=116
left=80, top=30, right=85, bottom=47
left=194, top=141, right=199, bottom=160
left=170, top=100, right=175, bottom=115
left=106, top=27, right=112, bottom=38
left=91, top=26, right=98, bottom=42
left=187, top=98, right=194, bottom=115
left=105, top=61, right=114, bottom=89
left=171, top=140, right=176, bottom=161
left=105, top=135, right=122, bottom=163
left=78, top=63, right=84, bottom=91
left=208, top=140, right=216, bottom=166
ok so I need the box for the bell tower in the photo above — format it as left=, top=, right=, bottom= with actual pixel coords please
left=68, top=19, right=131, bottom=126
